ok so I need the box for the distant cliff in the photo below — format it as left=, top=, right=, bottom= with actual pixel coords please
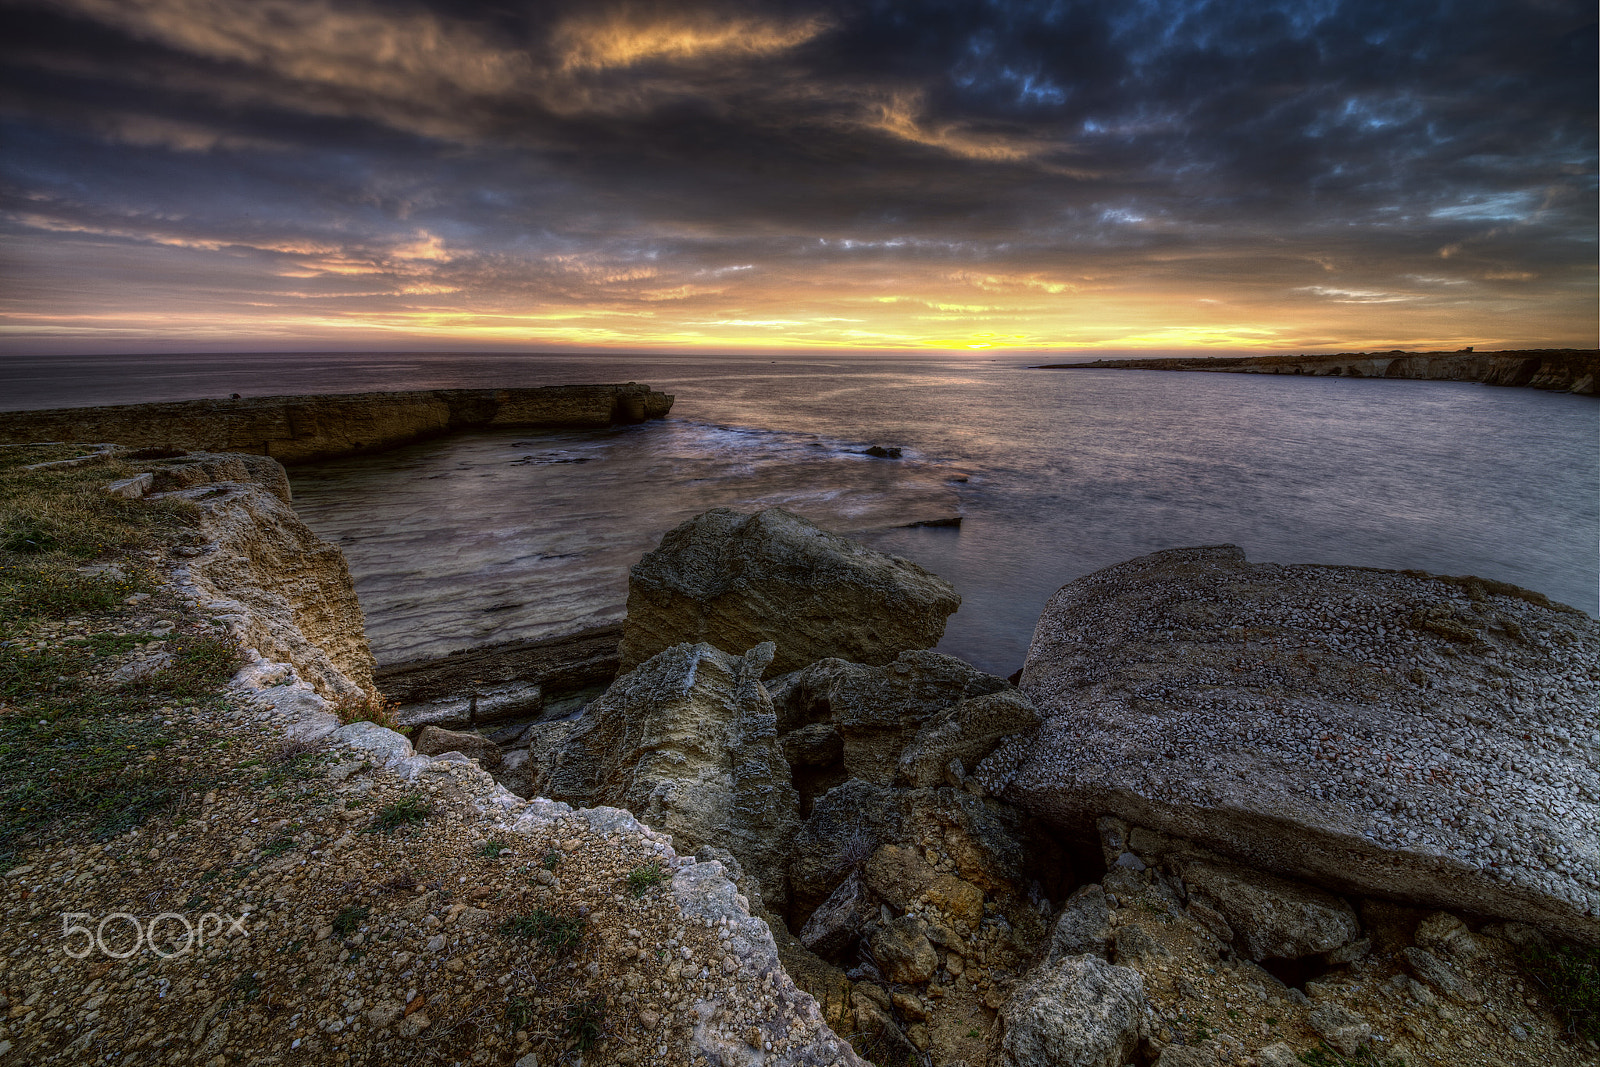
left=0, top=383, right=674, bottom=463
left=1034, top=348, right=1597, bottom=396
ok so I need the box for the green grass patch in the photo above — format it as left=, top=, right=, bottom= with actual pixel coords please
left=369, top=796, right=431, bottom=834
left=259, top=836, right=296, bottom=861
left=1520, top=941, right=1600, bottom=1043
left=120, top=633, right=242, bottom=700
left=0, top=566, right=150, bottom=629
left=228, top=972, right=261, bottom=1005
left=1298, top=1044, right=1407, bottom=1066
left=498, top=910, right=586, bottom=955
left=87, top=632, right=150, bottom=657
left=563, top=997, right=605, bottom=1051
left=505, top=995, right=536, bottom=1032
left=541, top=850, right=561, bottom=871
left=0, top=707, right=189, bottom=868
left=331, top=904, right=370, bottom=939
left=0, top=644, right=83, bottom=700
left=627, top=860, right=664, bottom=898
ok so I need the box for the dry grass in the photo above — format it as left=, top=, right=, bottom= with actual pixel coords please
left=329, top=690, right=406, bottom=733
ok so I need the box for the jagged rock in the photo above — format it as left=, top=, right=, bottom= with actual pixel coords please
left=864, top=844, right=939, bottom=911
left=330, top=721, right=412, bottom=764
left=1308, top=1002, right=1372, bottom=1056
left=781, top=721, right=843, bottom=766
left=619, top=508, right=960, bottom=676
left=851, top=996, right=919, bottom=1064
left=412, top=725, right=500, bottom=768
left=772, top=926, right=857, bottom=1040
left=897, top=688, right=1041, bottom=787
left=1400, top=946, right=1483, bottom=1003
left=867, top=916, right=938, bottom=984
left=1156, top=1046, right=1216, bottom=1067
left=1185, top=899, right=1234, bottom=946
left=772, top=651, right=1009, bottom=786
left=695, top=845, right=771, bottom=918
left=180, top=468, right=375, bottom=697
left=1256, top=1043, right=1299, bottom=1067
left=1048, top=884, right=1112, bottom=961
left=903, top=787, right=1061, bottom=899
left=1180, top=860, right=1359, bottom=961
left=106, top=473, right=153, bottom=499
left=996, top=954, right=1145, bottom=1067
left=518, top=641, right=800, bottom=909
left=1112, top=924, right=1171, bottom=967
left=1002, top=544, right=1600, bottom=945
left=1414, top=911, right=1485, bottom=962
left=800, top=871, right=868, bottom=959
left=788, top=779, right=903, bottom=921
left=148, top=451, right=292, bottom=502
left=925, top=874, right=985, bottom=928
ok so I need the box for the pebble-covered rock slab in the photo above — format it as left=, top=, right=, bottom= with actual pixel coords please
left=994, top=545, right=1600, bottom=944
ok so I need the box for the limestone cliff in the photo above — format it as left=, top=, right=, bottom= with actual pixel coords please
left=0, top=383, right=674, bottom=463
left=156, top=452, right=377, bottom=697
left=1035, top=348, right=1599, bottom=395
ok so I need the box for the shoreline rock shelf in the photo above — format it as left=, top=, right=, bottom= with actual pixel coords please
left=996, top=544, right=1600, bottom=945
left=0, top=383, right=675, bottom=464
left=1032, top=348, right=1599, bottom=395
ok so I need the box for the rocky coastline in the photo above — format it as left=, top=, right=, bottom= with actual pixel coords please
left=0, top=384, right=676, bottom=464
left=1032, top=349, right=1599, bottom=396
left=3, top=416, right=1598, bottom=1066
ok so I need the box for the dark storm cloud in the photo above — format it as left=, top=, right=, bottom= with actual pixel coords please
left=0, top=0, right=1593, bottom=350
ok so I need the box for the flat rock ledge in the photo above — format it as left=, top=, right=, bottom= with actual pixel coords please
left=0, top=384, right=674, bottom=464
left=990, top=545, right=1600, bottom=944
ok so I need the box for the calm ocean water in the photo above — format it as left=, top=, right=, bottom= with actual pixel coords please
left=5, top=351, right=1596, bottom=674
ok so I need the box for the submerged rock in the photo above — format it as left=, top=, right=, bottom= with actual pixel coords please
left=999, top=544, right=1600, bottom=944
left=618, top=507, right=961, bottom=676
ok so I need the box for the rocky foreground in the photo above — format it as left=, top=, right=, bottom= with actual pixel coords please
left=3, top=445, right=1598, bottom=1067
left=1033, top=349, right=1599, bottom=396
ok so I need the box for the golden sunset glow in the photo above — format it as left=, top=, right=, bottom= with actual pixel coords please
left=1, top=0, right=1593, bottom=355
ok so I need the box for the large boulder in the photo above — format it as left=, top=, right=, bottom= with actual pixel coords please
left=619, top=508, right=961, bottom=676
left=995, top=545, right=1600, bottom=944
left=996, top=954, right=1145, bottom=1067
left=519, top=640, right=800, bottom=910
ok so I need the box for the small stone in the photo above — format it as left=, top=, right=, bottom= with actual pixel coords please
left=1309, top=1003, right=1372, bottom=1056
left=1256, top=1043, right=1299, bottom=1067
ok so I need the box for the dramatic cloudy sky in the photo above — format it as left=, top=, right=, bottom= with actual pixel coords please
left=1, top=0, right=1594, bottom=354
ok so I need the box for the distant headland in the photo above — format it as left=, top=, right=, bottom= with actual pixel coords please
left=1032, top=348, right=1597, bottom=396
left=0, top=383, right=675, bottom=464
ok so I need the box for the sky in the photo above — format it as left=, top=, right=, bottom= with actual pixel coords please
left=1, top=0, right=1595, bottom=355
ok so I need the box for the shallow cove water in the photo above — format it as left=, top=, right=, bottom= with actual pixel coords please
left=271, top=356, right=1598, bottom=676
left=5, top=350, right=1592, bottom=675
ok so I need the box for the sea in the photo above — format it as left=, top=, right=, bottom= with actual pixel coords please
left=4, top=350, right=1596, bottom=677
